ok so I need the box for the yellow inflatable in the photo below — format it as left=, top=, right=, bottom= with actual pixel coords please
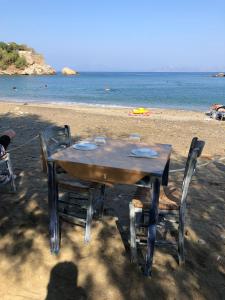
left=129, top=107, right=150, bottom=116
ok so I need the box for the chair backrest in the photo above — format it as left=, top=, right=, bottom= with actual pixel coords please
left=183, top=137, right=205, bottom=181
left=181, top=138, right=205, bottom=206
left=40, top=125, right=72, bottom=173
left=0, top=153, right=10, bottom=175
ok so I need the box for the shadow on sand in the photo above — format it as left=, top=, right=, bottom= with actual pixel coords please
left=0, top=110, right=224, bottom=299
left=45, top=262, right=86, bottom=300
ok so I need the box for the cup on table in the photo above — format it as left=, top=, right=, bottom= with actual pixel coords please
left=129, top=133, right=141, bottom=142
left=94, top=136, right=106, bottom=145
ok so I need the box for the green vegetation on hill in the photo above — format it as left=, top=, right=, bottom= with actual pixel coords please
left=0, top=42, right=29, bottom=70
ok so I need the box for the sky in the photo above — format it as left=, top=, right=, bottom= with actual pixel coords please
left=1, top=0, right=225, bottom=72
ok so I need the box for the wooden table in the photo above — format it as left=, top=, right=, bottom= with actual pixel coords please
left=49, top=140, right=172, bottom=276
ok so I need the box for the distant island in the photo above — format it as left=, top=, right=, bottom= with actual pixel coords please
left=0, top=42, right=55, bottom=75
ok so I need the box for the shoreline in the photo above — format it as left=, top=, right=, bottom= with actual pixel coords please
left=0, top=98, right=208, bottom=115
left=0, top=99, right=225, bottom=157
left=0, top=99, right=207, bottom=123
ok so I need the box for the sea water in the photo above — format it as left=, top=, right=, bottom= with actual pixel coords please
left=0, top=72, right=224, bottom=110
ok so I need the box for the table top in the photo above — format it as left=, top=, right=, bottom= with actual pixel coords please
left=51, top=140, right=172, bottom=185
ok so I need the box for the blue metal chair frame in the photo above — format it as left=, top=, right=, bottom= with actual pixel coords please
left=129, top=138, right=205, bottom=275
left=0, top=153, right=16, bottom=193
left=40, top=125, right=105, bottom=252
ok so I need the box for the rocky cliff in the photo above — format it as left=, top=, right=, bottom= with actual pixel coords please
left=18, top=51, right=55, bottom=75
left=0, top=43, right=55, bottom=75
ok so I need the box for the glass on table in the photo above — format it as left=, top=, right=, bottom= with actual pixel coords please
left=94, top=136, right=106, bottom=145
left=129, top=133, right=141, bottom=143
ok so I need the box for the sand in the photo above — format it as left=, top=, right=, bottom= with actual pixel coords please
left=0, top=101, right=224, bottom=300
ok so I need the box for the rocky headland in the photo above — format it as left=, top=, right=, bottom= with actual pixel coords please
left=0, top=42, right=55, bottom=75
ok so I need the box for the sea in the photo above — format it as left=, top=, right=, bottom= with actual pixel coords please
left=0, top=72, right=224, bottom=111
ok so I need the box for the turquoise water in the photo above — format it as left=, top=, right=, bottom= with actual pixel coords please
left=0, top=72, right=224, bottom=110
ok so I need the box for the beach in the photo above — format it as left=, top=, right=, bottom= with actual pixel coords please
left=0, top=101, right=225, bottom=299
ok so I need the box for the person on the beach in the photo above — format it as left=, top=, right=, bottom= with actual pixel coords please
left=210, top=103, right=225, bottom=112
left=0, top=129, right=16, bottom=185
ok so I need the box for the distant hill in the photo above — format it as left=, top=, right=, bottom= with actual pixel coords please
left=0, top=42, right=55, bottom=75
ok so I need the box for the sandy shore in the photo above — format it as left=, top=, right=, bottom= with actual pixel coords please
left=1, top=101, right=225, bottom=156
left=0, top=101, right=225, bottom=299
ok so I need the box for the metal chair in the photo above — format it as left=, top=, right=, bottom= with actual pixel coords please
left=40, top=125, right=105, bottom=244
left=0, top=153, right=16, bottom=193
left=129, top=137, right=205, bottom=267
left=40, top=125, right=72, bottom=173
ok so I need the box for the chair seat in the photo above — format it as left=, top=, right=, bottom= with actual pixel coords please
left=159, top=186, right=180, bottom=210
left=132, top=187, right=151, bottom=208
left=57, top=173, right=97, bottom=192
left=132, top=185, right=181, bottom=211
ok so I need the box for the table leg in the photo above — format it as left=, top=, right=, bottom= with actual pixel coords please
left=48, top=161, right=60, bottom=254
left=144, top=177, right=160, bottom=276
left=99, top=184, right=106, bottom=218
left=162, top=159, right=170, bottom=186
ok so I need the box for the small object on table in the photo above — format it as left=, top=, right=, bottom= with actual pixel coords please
left=94, top=136, right=106, bottom=145
left=129, top=133, right=141, bottom=142
left=130, top=148, right=158, bottom=158
left=73, top=142, right=98, bottom=151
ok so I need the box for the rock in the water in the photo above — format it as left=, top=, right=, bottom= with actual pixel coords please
left=62, top=67, right=77, bottom=75
left=212, top=72, right=225, bottom=77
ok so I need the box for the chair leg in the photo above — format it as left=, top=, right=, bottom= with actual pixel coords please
left=144, top=179, right=160, bottom=276
left=99, top=184, right=106, bottom=218
left=6, top=156, right=16, bottom=193
left=178, top=206, right=185, bottom=265
left=129, top=202, right=138, bottom=263
left=145, top=224, right=157, bottom=276
left=48, top=161, right=60, bottom=254
left=84, top=188, right=94, bottom=243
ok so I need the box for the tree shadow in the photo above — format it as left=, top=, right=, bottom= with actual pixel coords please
left=0, top=112, right=54, bottom=269
left=96, top=148, right=225, bottom=299
left=0, top=108, right=224, bottom=299
left=0, top=111, right=85, bottom=273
